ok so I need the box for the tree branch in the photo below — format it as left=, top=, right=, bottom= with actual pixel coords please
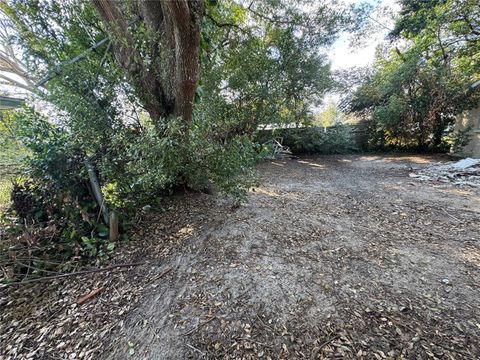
left=3, top=262, right=146, bottom=286
left=205, top=13, right=241, bottom=30
left=0, top=72, right=35, bottom=92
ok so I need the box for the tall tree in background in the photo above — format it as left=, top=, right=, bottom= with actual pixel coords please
left=316, top=101, right=343, bottom=131
left=91, top=0, right=203, bottom=122
left=349, top=0, right=480, bottom=150
left=200, top=0, right=348, bottom=137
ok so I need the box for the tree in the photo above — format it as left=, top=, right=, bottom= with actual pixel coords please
left=91, top=0, right=203, bottom=123
left=0, top=0, right=359, bottom=275
left=390, top=0, right=479, bottom=76
left=199, top=0, right=348, bottom=137
left=0, top=0, right=260, bottom=205
left=0, top=9, right=36, bottom=93
left=316, top=101, right=343, bottom=131
left=349, top=0, right=480, bottom=150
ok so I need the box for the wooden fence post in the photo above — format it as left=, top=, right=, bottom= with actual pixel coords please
left=109, top=211, right=119, bottom=241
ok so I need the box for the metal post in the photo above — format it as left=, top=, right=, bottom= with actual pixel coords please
left=85, top=159, right=109, bottom=225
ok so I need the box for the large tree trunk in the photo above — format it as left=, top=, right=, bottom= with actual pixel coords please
left=91, top=0, right=203, bottom=123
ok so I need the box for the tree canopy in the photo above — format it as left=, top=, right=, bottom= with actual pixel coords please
left=349, top=0, right=480, bottom=150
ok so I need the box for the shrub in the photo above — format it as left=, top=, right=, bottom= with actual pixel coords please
left=1, top=109, right=113, bottom=282
left=103, top=114, right=260, bottom=206
left=257, top=125, right=357, bottom=155
left=1, top=106, right=261, bottom=281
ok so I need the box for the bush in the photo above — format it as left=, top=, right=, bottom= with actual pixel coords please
left=103, top=114, right=260, bottom=206
left=1, top=106, right=261, bottom=282
left=256, top=125, right=357, bottom=155
left=1, top=109, right=114, bottom=282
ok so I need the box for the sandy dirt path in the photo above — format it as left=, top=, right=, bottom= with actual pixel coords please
left=2, top=155, right=479, bottom=360
left=104, top=155, right=480, bottom=359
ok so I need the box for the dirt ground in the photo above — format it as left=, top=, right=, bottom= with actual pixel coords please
left=2, top=154, right=480, bottom=359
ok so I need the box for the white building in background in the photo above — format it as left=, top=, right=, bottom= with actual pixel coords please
left=454, top=81, right=480, bottom=157
left=455, top=106, right=480, bottom=157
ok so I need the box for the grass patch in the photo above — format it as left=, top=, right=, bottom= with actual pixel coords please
left=0, top=177, right=14, bottom=211
left=0, top=145, right=27, bottom=212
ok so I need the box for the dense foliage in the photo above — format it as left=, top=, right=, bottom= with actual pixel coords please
left=0, top=0, right=354, bottom=280
left=201, top=0, right=350, bottom=131
left=349, top=0, right=480, bottom=151
left=257, top=125, right=356, bottom=155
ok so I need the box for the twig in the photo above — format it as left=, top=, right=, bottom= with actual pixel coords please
left=251, top=252, right=284, bottom=258
left=3, top=262, right=146, bottom=286
left=311, top=335, right=339, bottom=359
left=15, top=261, right=60, bottom=274
left=95, top=196, right=105, bottom=224
left=442, top=208, right=461, bottom=222
left=255, top=314, right=274, bottom=332
left=144, top=267, right=173, bottom=286
left=235, top=285, right=253, bottom=300
left=2, top=257, right=73, bottom=265
left=186, top=343, right=206, bottom=357
left=183, top=316, right=217, bottom=336
left=205, top=13, right=242, bottom=30
left=77, top=287, right=104, bottom=305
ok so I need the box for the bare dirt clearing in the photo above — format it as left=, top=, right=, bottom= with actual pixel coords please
left=2, top=154, right=480, bottom=359
left=106, top=154, right=480, bottom=359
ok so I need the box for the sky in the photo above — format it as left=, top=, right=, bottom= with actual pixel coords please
left=319, top=0, right=399, bottom=108
left=328, top=0, right=399, bottom=71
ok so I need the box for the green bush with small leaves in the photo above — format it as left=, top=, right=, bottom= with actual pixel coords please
left=257, top=125, right=357, bottom=155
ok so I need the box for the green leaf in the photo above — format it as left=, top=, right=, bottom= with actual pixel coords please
left=97, top=224, right=109, bottom=237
